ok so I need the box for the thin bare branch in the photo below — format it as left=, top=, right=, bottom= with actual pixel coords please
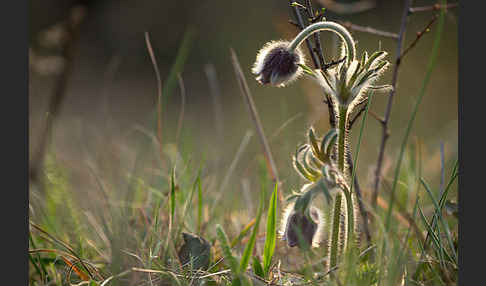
left=339, top=21, right=399, bottom=39
left=371, top=0, right=413, bottom=210
left=401, top=14, right=438, bottom=59
left=289, top=0, right=322, bottom=69
left=409, top=2, right=458, bottom=13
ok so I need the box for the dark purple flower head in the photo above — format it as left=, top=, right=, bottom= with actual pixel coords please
left=281, top=205, right=323, bottom=249
left=252, top=41, right=305, bottom=87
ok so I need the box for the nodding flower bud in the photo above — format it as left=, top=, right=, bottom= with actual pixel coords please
left=281, top=205, right=323, bottom=249
left=252, top=41, right=304, bottom=87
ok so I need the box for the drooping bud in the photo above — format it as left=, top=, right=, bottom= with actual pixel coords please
left=281, top=204, right=323, bottom=249
left=252, top=41, right=304, bottom=87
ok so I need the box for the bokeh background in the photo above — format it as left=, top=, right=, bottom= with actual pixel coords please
left=29, top=0, right=458, bottom=216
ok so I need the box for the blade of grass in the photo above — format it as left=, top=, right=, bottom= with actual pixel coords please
left=349, top=93, right=374, bottom=246
left=197, top=173, right=203, bottom=235
left=175, top=170, right=200, bottom=243
left=209, top=130, right=253, bottom=220
left=252, top=256, right=265, bottom=278
left=263, top=183, right=278, bottom=277
left=385, top=0, right=446, bottom=231
left=126, top=29, right=194, bottom=206
left=239, top=186, right=264, bottom=273
left=231, top=218, right=256, bottom=248
left=30, top=222, right=94, bottom=279
left=420, top=178, right=457, bottom=263
left=216, top=225, right=239, bottom=273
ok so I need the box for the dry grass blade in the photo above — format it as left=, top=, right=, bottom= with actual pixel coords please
left=175, top=73, right=186, bottom=145
left=230, top=48, right=283, bottom=203
left=208, top=129, right=253, bottom=219
left=144, top=31, right=164, bottom=162
left=204, top=63, right=225, bottom=144
left=29, top=222, right=96, bottom=279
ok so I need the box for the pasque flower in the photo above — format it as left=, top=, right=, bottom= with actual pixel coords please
left=281, top=203, right=324, bottom=249
left=252, top=21, right=355, bottom=87
left=252, top=41, right=305, bottom=87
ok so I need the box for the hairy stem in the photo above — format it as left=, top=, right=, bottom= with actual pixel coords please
left=330, top=193, right=343, bottom=268
left=329, top=105, right=351, bottom=269
left=337, top=106, right=348, bottom=172
left=288, top=21, right=356, bottom=65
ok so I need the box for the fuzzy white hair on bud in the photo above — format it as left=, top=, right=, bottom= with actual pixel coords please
left=252, top=40, right=305, bottom=87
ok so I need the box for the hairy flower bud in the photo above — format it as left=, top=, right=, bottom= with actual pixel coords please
left=252, top=41, right=304, bottom=87
left=281, top=205, right=323, bottom=249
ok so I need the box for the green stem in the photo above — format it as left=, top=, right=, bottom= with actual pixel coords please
left=337, top=106, right=348, bottom=172
left=343, top=189, right=354, bottom=248
left=329, top=193, right=342, bottom=268
left=287, top=21, right=356, bottom=65
left=329, top=106, right=349, bottom=268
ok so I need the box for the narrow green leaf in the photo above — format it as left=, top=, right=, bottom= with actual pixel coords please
left=320, top=129, right=338, bottom=159
left=308, top=127, right=323, bottom=161
left=420, top=178, right=457, bottom=263
left=239, top=187, right=264, bottom=273
left=170, top=168, right=176, bottom=227
left=197, top=174, right=203, bottom=234
left=216, top=225, right=239, bottom=273
left=385, top=2, right=446, bottom=232
left=263, top=183, right=278, bottom=276
left=298, top=63, right=317, bottom=77
left=252, top=256, right=265, bottom=278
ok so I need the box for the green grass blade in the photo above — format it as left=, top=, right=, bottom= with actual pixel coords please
left=197, top=172, right=203, bottom=235
left=252, top=256, right=265, bottom=278
left=170, top=168, right=176, bottom=229
left=239, top=186, right=264, bottom=274
left=385, top=2, right=446, bottom=231
left=350, top=94, right=373, bottom=194
left=263, top=183, right=278, bottom=276
left=231, top=219, right=256, bottom=248
left=216, top=225, right=239, bottom=273
left=420, top=178, right=457, bottom=263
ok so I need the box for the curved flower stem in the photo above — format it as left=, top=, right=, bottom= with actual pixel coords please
left=288, top=21, right=356, bottom=65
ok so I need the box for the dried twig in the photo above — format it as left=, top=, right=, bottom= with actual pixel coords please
left=409, top=2, right=458, bottom=13
left=401, top=14, right=439, bottom=59
left=230, top=48, right=283, bottom=203
left=339, top=21, right=399, bottom=39
left=305, top=0, right=326, bottom=69
left=289, top=0, right=322, bottom=69
left=371, top=0, right=413, bottom=211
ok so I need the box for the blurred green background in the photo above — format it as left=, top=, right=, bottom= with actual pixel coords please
left=29, top=0, right=458, bottom=211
